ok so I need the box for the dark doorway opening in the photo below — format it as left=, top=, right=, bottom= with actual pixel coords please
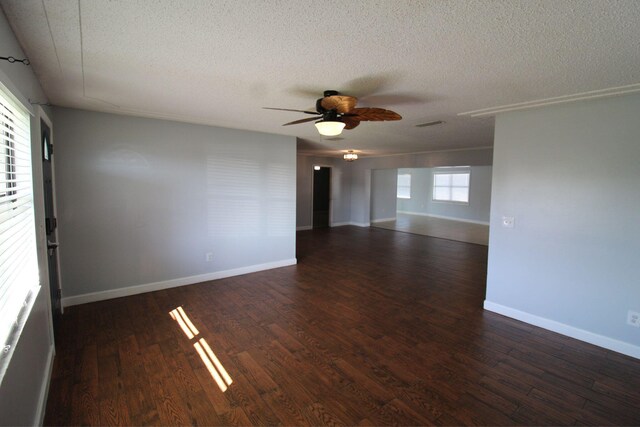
left=313, top=167, right=331, bottom=228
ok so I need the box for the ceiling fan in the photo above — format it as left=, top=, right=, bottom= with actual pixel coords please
left=264, top=90, right=402, bottom=136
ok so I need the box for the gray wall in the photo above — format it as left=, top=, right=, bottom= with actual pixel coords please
left=486, top=93, right=640, bottom=357
left=397, top=166, right=492, bottom=223
left=296, top=153, right=352, bottom=228
left=349, top=148, right=493, bottom=225
left=53, top=107, right=297, bottom=300
left=397, top=167, right=431, bottom=214
left=370, top=168, right=398, bottom=221
left=0, top=9, right=54, bottom=426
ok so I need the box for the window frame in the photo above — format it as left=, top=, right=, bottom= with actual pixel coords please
left=1, top=112, right=17, bottom=200
left=0, top=81, right=40, bottom=386
left=432, top=168, right=471, bottom=204
left=397, top=173, right=412, bottom=199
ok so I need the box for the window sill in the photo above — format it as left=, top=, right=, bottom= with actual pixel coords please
left=432, top=199, right=469, bottom=205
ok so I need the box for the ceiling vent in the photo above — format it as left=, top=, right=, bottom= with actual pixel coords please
left=416, top=120, right=445, bottom=128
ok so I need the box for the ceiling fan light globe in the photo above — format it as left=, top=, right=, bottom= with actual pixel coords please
left=315, top=121, right=345, bottom=136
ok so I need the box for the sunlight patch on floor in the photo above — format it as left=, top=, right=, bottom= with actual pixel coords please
left=169, top=306, right=232, bottom=392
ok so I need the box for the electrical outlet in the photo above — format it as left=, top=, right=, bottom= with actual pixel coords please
left=628, top=310, right=640, bottom=327
left=205, top=252, right=214, bottom=262
left=502, top=216, right=515, bottom=228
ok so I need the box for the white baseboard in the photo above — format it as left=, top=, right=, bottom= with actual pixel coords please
left=371, top=217, right=397, bottom=223
left=330, top=221, right=371, bottom=227
left=484, top=301, right=640, bottom=360
left=35, top=344, right=55, bottom=426
left=350, top=221, right=371, bottom=227
left=300, top=222, right=371, bottom=228
left=398, top=211, right=490, bottom=226
left=330, top=222, right=350, bottom=227
left=62, top=258, right=298, bottom=307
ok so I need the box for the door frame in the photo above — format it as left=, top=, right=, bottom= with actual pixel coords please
left=310, top=165, right=332, bottom=228
left=37, top=107, right=63, bottom=317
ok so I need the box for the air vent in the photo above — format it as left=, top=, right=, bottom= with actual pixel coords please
left=416, top=120, right=445, bottom=128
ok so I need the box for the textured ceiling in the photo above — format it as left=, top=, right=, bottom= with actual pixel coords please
left=2, top=0, right=640, bottom=157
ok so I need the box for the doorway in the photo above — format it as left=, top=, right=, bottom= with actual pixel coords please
left=41, top=119, right=62, bottom=335
left=312, top=166, right=331, bottom=228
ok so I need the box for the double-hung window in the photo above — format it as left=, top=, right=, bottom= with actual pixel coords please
left=397, top=173, right=411, bottom=199
left=0, top=84, right=39, bottom=383
left=433, top=168, right=470, bottom=203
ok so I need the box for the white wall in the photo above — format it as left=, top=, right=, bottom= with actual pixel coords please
left=486, top=93, right=640, bottom=358
left=53, top=107, right=297, bottom=304
left=397, top=166, right=492, bottom=223
left=296, top=153, right=352, bottom=229
left=370, top=168, right=398, bottom=222
left=0, top=9, right=55, bottom=426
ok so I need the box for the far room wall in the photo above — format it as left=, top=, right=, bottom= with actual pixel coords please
left=348, top=148, right=493, bottom=226
left=396, top=166, right=492, bottom=224
left=370, top=168, right=398, bottom=222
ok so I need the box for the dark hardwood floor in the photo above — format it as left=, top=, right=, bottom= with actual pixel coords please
left=44, top=226, right=640, bottom=425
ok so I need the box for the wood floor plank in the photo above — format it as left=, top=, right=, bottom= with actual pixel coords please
left=234, top=350, right=279, bottom=395
left=116, top=335, right=161, bottom=425
left=140, top=343, right=191, bottom=426
left=98, top=342, right=132, bottom=426
left=43, top=376, right=72, bottom=426
left=70, top=381, right=100, bottom=426
left=44, top=226, right=640, bottom=426
left=157, top=338, right=224, bottom=426
left=222, top=373, right=282, bottom=425
left=218, top=407, right=253, bottom=426
left=262, top=389, right=315, bottom=426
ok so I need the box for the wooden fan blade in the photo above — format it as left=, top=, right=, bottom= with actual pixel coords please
left=341, top=116, right=360, bottom=130
left=282, top=116, right=321, bottom=126
left=321, top=95, right=358, bottom=113
left=263, top=107, right=319, bottom=115
left=348, top=107, right=402, bottom=121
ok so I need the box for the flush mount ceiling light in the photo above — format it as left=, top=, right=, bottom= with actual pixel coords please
left=343, top=150, right=358, bottom=162
left=315, top=120, right=346, bottom=136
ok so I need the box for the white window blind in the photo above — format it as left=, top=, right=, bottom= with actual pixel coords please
left=433, top=170, right=470, bottom=203
left=397, top=173, right=411, bottom=199
left=0, top=86, right=39, bottom=383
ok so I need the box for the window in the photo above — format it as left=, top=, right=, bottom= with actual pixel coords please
left=2, top=136, right=16, bottom=199
left=433, top=170, right=470, bottom=203
left=397, top=173, right=411, bottom=199
left=0, top=85, right=39, bottom=383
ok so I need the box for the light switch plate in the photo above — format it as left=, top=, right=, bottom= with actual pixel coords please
left=628, top=310, right=640, bottom=327
left=502, top=216, right=515, bottom=228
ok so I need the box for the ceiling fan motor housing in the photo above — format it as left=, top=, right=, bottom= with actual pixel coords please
left=322, top=109, right=340, bottom=122
left=317, top=90, right=343, bottom=122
